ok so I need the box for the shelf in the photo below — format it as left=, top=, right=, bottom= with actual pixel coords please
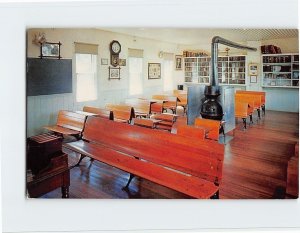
left=263, top=72, right=291, bottom=74
left=262, top=85, right=299, bottom=89
left=263, top=63, right=292, bottom=65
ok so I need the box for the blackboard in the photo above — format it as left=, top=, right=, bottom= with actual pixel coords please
left=27, top=58, right=72, bottom=96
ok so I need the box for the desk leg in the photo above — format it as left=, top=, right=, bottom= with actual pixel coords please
left=62, top=186, right=69, bottom=198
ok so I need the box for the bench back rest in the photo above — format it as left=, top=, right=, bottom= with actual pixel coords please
left=234, top=101, right=249, bottom=117
left=150, top=102, right=163, bottom=114
left=57, top=110, right=86, bottom=132
left=124, top=99, right=151, bottom=115
left=194, top=118, right=220, bottom=141
left=173, top=90, right=187, bottom=105
left=83, top=106, right=114, bottom=120
left=234, top=96, right=254, bottom=113
left=176, top=125, right=205, bottom=140
left=152, top=95, right=178, bottom=109
left=236, top=90, right=266, bottom=105
left=235, top=93, right=262, bottom=109
left=105, top=104, right=135, bottom=122
left=83, top=117, right=224, bottom=184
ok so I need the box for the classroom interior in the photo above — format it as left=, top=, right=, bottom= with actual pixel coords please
left=26, top=28, right=299, bottom=199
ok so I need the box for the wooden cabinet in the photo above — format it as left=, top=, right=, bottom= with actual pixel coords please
left=184, top=55, right=246, bottom=85
left=262, top=54, right=299, bottom=88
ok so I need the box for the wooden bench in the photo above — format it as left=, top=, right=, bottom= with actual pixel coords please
left=194, top=118, right=222, bottom=141
left=234, top=101, right=253, bottom=129
left=151, top=113, right=178, bottom=131
left=63, top=117, right=224, bottom=199
left=44, top=110, right=86, bottom=139
left=124, top=99, right=151, bottom=118
left=173, top=90, right=188, bottom=114
left=105, top=104, right=135, bottom=123
left=152, top=95, right=178, bottom=114
left=236, top=90, right=266, bottom=115
left=82, top=106, right=114, bottom=120
left=176, top=124, right=205, bottom=140
left=235, top=93, right=262, bottom=119
left=132, top=118, right=162, bottom=129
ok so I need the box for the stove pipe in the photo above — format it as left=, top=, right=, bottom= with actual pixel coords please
left=200, top=36, right=257, bottom=120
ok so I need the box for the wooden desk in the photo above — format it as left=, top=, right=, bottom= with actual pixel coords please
left=27, top=154, right=70, bottom=198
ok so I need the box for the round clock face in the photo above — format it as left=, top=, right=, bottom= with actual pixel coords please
left=111, top=41, right=121, bottom=54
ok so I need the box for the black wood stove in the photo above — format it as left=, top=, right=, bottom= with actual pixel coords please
left=200, top=36, right=257, bottom=120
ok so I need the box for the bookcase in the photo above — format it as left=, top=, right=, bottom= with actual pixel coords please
left=262, top=54, right=299, bottom=88
left=184, top=55, right=246, bottom=85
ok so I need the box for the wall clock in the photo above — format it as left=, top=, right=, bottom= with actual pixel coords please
left=110, top=40, right=121, bottom=67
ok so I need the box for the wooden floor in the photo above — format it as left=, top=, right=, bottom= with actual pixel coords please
left=42, top=110, right=299, bottom=199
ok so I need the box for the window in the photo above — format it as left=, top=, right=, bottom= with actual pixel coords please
left=163, top=59, right=174, bottom=92
left=75, top=53, right=97, bottom=102
left=129, top=57, right=143, bottom=95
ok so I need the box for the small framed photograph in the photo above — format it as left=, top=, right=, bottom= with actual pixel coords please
left=109, top=67, right=121, bottom=80
left=250, top=75, right=257, bottom=83
left=119, top=59, right=126, bottom=66
left=40, top=42, right=61, bottom=59
left=249, top=63, right=258, bottom=75
left=148, top=63, right=161, bottom=79
left=101, top=58, right=108, bottom=65
left=175, top=55, right=183, bottom=70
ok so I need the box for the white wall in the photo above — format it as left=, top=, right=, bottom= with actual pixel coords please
left=27, top=28, right=184, bottom=136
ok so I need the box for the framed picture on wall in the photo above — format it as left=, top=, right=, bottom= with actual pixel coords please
left=40, top=42, right=61, bottom=59
left=148, top=63, right=161, bottom=79
left=249, top=63, right=258, bottom=76
left=175, top=55, right=183, bottom=70
left=250, top=75, right=257, bottom=83
left=109, top=67, right=121, bottom=80
left=119, top=59, right=126, bottom=66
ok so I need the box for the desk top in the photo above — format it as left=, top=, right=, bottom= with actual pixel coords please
left=76, top=110, right=99, bottom=116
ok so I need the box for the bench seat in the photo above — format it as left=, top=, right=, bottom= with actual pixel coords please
left=43, top=125, right=81, bottom=136
left=44, top=110, right=86, bottom=138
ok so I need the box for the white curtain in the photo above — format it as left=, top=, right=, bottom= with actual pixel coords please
left=75, top=53, right=97, bottom=102
left=129, top=57, right=143, bottom=96
left=163, top=60, right=174, bottom=92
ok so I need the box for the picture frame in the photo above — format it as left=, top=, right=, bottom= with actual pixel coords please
left=108, top=66, right=121, bottom=80
left=119, top=59, right=126, bottom=66
left=250, top=75, right=257, bottom=83
left=148, top=63, right=161, bottom=79
left=40, top=42, right=61, bottom=59
left=101, top=58, right=108, bottom=65
left=249, top=63, right=258, bottom=75
left=175, top=55, right=183, bottom=70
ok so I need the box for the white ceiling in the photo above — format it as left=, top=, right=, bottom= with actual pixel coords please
left=100, top=28, right=298, bottom=45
